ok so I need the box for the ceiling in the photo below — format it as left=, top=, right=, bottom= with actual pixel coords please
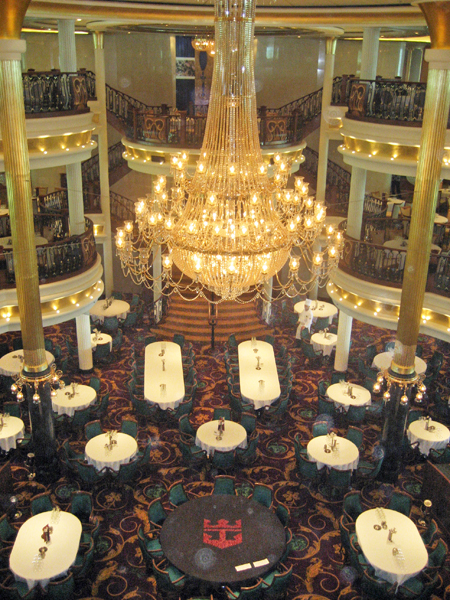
left=24, top=0, right=429, bottom=39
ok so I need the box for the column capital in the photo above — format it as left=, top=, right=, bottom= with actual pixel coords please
left=425, top=48, right=450, bottom=69
left=417, top=1, right=450, bottom=49
left=0, top=38, right=26, bottom=61
left=325, top=38, right=337, bottom=55
left=0, top=0, right=31, bottom=40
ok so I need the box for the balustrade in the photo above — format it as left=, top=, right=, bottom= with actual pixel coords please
left=22, top=69, right=95, bottom=114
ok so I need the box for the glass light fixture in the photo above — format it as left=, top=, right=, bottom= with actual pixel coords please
left=116, top=0, right=343, bottom=303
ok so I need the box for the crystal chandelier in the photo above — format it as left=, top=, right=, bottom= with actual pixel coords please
left=192, top=36, right=216, bottom=56
left=116, top=0, right=343, bottom=303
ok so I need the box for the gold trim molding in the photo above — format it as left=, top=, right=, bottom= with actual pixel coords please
left=419, top=1, right=450, bottom=49
left=0, top=130, right=94, bottom=155
left=0, top=0, right=32, bottom=40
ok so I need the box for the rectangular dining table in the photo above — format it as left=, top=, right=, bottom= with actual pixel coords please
left=144, top=341, right=185, bottom=410
left=9, top=510, right=82, bottom=590
left=238, top=340, right=281, bottom=409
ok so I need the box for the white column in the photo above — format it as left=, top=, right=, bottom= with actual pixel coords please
left=93, top=30, right=114, bottom=296
left=334, top=311, right=353, bottom=372
left=316, top=38, right=337, bottom=204
left=263, top=277, right=273, bottom=323
left=58, top=20, right=76, bottom=72
left=360, top=28, right=380, bottom=80
left=346, top=166, right=367, bottom=240
left=66, top=163, right=85, bottom=235
left=75, top=314, right=93, bottom=371
left=153, top=245, right=162, bottom=322
left=396, top=42, right=406, bottom=78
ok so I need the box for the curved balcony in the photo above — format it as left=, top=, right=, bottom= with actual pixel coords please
left=328, top=216, right=450, bottom=342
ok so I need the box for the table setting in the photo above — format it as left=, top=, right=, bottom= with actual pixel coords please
left=407, top=416, right=450, bottom=456
left=89, top=298, right=130, bottom=324
left=52, top=383, right=97, bottom=417
left=9, top=509, right=82, bottom=590
left=144, top=341, right=185, bottom=410
left=238, top=340, right=281, bottom=409
left=294, top=300, right=338, bottom=324
left=0, top=414, right=25, bottom=451
left=311, top=328, right=338, bottom=357
left=0, top=349, right=54, bottom=377
left=91, top=330, right=112, bottom=352
left=372, top=351, right=427, bottom=375
left=355, top=507, right=428, bottom=587
left=85, top=431, right=138, bottom=472
left=307, top=433, right=359, bottom=471
left=195, top=419, right=247, bottom=457
left=326, top=381, right=371, bottom=411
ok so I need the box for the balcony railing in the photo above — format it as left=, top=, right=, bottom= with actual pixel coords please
left=23, top=69, right=96, bottom=114
left=0, top=217, right=97, bottom=286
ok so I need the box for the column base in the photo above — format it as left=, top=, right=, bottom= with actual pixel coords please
left=78, top=366, right=94, bottom=375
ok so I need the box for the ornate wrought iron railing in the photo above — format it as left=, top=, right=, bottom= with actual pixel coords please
left=110, top=191, right=135, bottom=222
left=346, top=78, right=431, bottom=124
left=81, top=141, right=127, bottom=185
left=1, top=217, right=97, bottom=285
left=22, top=69, right=96, bottom=114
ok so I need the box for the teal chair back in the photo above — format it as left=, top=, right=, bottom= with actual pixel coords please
left=387, top=490, right=413, bottom=517
left=213, top=475, right=236, bottom=495
left=252, top=483, right=273, bottom=508
left=211, top=448, right=236, bottom=472
left=168, top=481, right=189, bottom=507
left=85, top=420, right=103, bottom=441
left=121, top=419, right=138, bottom=438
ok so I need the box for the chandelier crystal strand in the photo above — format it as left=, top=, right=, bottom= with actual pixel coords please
left=115, top=0, right=343, bottom=303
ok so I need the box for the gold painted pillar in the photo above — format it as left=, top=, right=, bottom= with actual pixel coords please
left=0, top=0, right=47, bottom=375
left=392, top=1, right=450, bottom=376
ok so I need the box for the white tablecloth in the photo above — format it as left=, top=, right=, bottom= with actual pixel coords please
left=307, top=435, right=359, bottom=471
left=434, top=214, right=448, bottom=224
left=408, top=418, right=450, bottom=456
left=355, top=508, right=428, bottom=587
left=311, top=332, right=338, bottom=357
left=238, top=340, right=281, bottom=409
left=195, top=420, right=247, bottom=457
left=372, top=351, right=427, bottom=375
left=0, top=350, right=55, bottom=377
left=383, top=238, right=441, bottom=254
left=326, top=382, right=371, bottom=412
left=144, top=341, right=185, bottom=410
left=0, top=416, right=25, bottom=451
left=294, top=300, right=338, bottom=324
left=0, top=208, right=9, bottom=217
left=85, top=432, right=137, bottom=472
left=0, top=235, right=48, bottom=249
left=52, top=384, right=97, bottom=417
left=10, top=511, right=82, bottom=590
left=91, top=333, right=112, bottom=352
left=90, top=299, right=130, bottom=323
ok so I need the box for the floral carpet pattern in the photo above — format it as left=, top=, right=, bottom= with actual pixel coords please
left=1, top=298, right=450, bottom=600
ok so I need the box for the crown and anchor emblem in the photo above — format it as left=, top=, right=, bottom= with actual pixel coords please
left=203, top=518, right=242, bottom=549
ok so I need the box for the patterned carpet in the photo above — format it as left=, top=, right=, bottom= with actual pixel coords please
left=1, top=297, right=449, bottom=600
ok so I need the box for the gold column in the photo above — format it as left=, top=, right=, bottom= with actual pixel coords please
left=391, top=1, right=450, bottom=377
left=0, top=0, right=47, bottom=374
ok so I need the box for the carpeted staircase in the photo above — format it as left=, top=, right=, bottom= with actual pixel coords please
left=151, top=294, right=274, bottom=343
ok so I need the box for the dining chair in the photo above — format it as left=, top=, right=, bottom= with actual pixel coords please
left=73, top=460, right=108, bottom=489
left=168, top=480, right=189, bottom=508
left=427, top=538, right=448, bottom=569
left=121, top=311, right=138, bottom=329
left=30, top=491, right=54, bottom=515
left=0, top=342, right=10, bottom=357
left=318, top=395, right=336, bottom=419
left=178, top=436, right=207, bottom=469
left=212, top=474, right=236, bottom=495
left=330, top=372, right=346, bottom=385
left=387, top=490, right=414, bottom=517
left=225, top=577, right=264, bottom=599
left=70, top=406, right=93, bottom=430
left=314, top=316, right=331, bottom=331
left=210, top=448, right=236, bottom=473
left=171, top=396, right=194, bottom=421
left=280, top=526, right=293, bottom=563
left=299, top=339, right=322, bottom=367
left=102, top=316, right=119, bottom=336
left=213, top=407, right=232, bottom=421
left=0, top=514, right=17, bottom=545
left=251, top=482, right=273, bottom=509
left=264, top=334, right=275, bottom=346
left=263, top=396, right=290, bottom=426
left=355, top=443, right=385, bottom=484
left=84, top=420, right=103, bottom=441
left=147, top=497, right=168, bottom=530
left=116, top=457, right=141, bottom=484
left=297, top=453, right=321, bottom=485
left=275, top=501, right=290, bottom=528
left=293, top=433, right=308, bottom=465
left=261, top=562, right=293, bottom=599
left=3, top=401, right=21, bottom=418
left=345, top=404, right=366, bottom=426
left=90, top=391, right=110, bottom=421
left=46, top=571, right=75, bottom=600
left=88, top=376, right=101, bottom=393
left=397, top=571, right=441, bottom=600
left=346, top=425, right=364, bottom=450
left=236, top=430, right=259, bottom=465
left=420, top=518, right=438, bottom=549
left=72, top=535, right=95, bottom=581
left=312, top=420, right=329, bottom=437
left=338, top=514, right=356, bottom=564
left=137, top=440, right=153, bottom=471
left=326, top=467, right=353, bottom=499
left=366, top=344, right=378, bottom=364
left=12, top=337, right=23, bottom=351
left=145, top=334, right=157, bottom=346
left=429, top=444, right=450, bottom=464
left=121, top=418, right=138, bottom=438
left=152, top=558, right=187, bottom=597
left=178, top=414, right=196, bottom=438
left=348, top=534, right=370, bottom=575
left=240, top=411, right=257, bottom=435
left=342, top=490, right=363, bottom=523
left=360, top=567, right=397, bottom=600
left=137, top=525, right=164, bottom=568
left=0, top=575, right=37, bottom=600
left=93, top=341, right=113, bottom=363
left=228, top=333, right=238, bottom=348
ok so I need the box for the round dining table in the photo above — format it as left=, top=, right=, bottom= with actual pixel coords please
left=9, top=510, right=82, bottom=590
left=294, top=300, right=338, bottom=324
left=307, top=435, right=359, bottom=471
left=160, top=494, right=286, bottom=585
left=91, top=333, right=112, bottom=352
left=52, top=384, right=97, bottom=417
left=372, top=351, right=427, bottom=375
left=0, top=415, right=25, bottom=451
left=326, top=382, right=371, bottom=412
left=89, top=299, right=130, bottom=324
left=407, top=418, right=450, bottom=456
left=195, top=420, right=247, bottom=457
left=311, top=332, right=338, bottom=357
left=85, top=432, right=138, bottom=472
left=0, top=350, right=55, bottom=377
left=355, top=508, right=428, bottom=587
